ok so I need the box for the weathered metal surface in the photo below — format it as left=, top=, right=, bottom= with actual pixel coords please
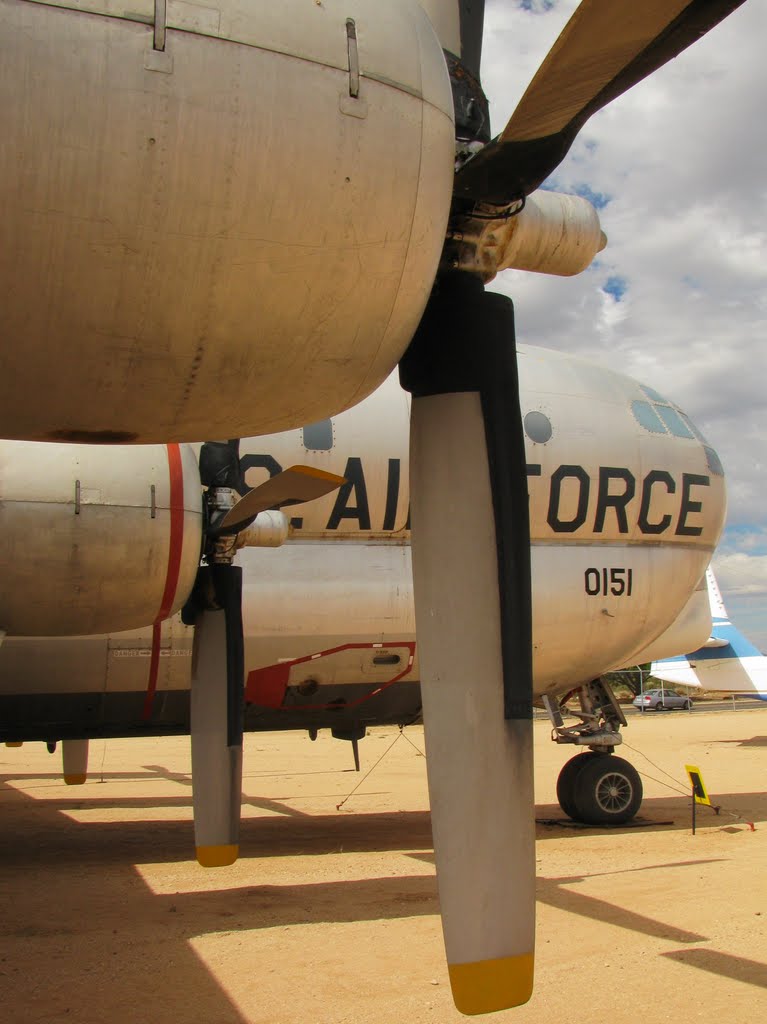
left=0, top=0, right=454, bottom=441
left=0, top=441, right=202, bottom=634
left=447, top=190, right=606, bottom=282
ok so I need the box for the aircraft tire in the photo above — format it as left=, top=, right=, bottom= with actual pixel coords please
left=556, top=752, right=602, bottom=820
left=571, top=755, right=643, bottom=826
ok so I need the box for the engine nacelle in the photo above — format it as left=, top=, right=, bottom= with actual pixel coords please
left=0, top=0, right=454, bottom=443
left=0, top=442, right=202, bottom=636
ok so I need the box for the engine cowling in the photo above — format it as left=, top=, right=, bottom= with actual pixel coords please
left=0, top=441, right=202, bottom=635
left=0, top=0, right=454, bottom=443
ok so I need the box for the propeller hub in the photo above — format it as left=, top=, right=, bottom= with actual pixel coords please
left=205, top=487, right=239, bottom=564
left=444, top=190, right=605, bottom=283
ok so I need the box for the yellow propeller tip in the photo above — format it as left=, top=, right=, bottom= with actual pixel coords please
left=196, top=844, right=239, bottom=868
left=448, top=953, right=534, bottom=1015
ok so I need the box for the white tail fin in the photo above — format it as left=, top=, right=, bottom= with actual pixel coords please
left=706, top=567, right=728, bottom=620
left=652, top=567, right=767, bottom=699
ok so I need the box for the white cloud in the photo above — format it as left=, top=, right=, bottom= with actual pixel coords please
left=713, top=549, right=767, bottom=651
left=482, top=1, right=767, bottom=631
left=714, top=551, right=767, bottom=596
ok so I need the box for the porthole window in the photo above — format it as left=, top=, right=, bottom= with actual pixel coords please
left=523, top=411, right=552, bottom=444
left=302, top=419, right=333, bottom=451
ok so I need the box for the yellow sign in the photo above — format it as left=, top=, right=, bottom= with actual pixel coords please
left=685, top=764, right=711, bottom=806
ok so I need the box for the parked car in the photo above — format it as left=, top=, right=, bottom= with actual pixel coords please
left=632, top=688, right=693, bottom=711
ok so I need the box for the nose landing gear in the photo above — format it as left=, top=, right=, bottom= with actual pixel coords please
left=556, top=752, right=643, bottom=825
left=544, top=678, right=643, bottom=825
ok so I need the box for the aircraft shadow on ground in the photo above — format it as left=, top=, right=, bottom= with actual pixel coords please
left=408, top=851, right=721, bottom=945
left=0, top=776, right=433, bottom=1024
left=534, top=792, right=766, bottom=834
left=0, top=785, right=741, bottom=949
left=2, top=768, right=764, bottom=867
left=3, top=774, right=765, bottom=1019
left=0, top=790, right=251, bottom=1023
left=0, top=769, right=715, bottom=946
left=662, top=949, right=767, bottom=990
left=710, top=735, right=767, bottom=747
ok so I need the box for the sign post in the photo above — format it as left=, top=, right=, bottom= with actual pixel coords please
left=685, top=764, right=711, bottom=835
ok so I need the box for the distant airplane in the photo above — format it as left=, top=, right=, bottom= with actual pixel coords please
left=651, top=569, right=767, bottom=700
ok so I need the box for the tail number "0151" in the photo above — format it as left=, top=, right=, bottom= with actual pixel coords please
left=585, top=567, right=633, bottom=597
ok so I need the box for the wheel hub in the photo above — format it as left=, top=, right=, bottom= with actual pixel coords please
left=596, top=772, right=633, bottom=813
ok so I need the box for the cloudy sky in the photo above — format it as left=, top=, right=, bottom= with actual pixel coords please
left=478, top=1, right=767, bottom=649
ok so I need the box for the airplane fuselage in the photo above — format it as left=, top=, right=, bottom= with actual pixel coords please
left=0, top=345, right=725, bottom=742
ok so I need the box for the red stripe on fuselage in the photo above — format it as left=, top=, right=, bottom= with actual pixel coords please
left=143, top=622, right=163, bottom=721
left=156, top=443, right=186, bottom=622
left=144, top=443, right=186, bottom=720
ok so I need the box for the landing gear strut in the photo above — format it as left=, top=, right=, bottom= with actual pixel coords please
left=543, top=678, right=643, bottom=825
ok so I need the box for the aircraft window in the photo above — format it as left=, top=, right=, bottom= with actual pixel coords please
left=680, top=412, right=707, bottom=443
left=704, top=445, right=724, bottom=476
left=302, top=419, right=333, bottom=451
left=640, top=384, right=669, bottom=404
left=523, top=411, right=552, bottom=444
left=631, top=401, right=667, bottom=434
left=655, top=404, right=695, bottom=439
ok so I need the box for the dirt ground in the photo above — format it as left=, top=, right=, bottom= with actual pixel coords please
left=1, top=709, right=765, bottom=1024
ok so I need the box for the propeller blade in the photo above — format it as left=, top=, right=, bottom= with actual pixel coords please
left=218, top=465, right=345, bottom=533
left=458, top=0, right=487, bottom=79
left=400, top=273, right=535, bottom=1015
left=455, top=0, right=747, bottom=201
left=190, top=563, right=244, bottom=867
left=62, top=739, right=89, bottom=785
